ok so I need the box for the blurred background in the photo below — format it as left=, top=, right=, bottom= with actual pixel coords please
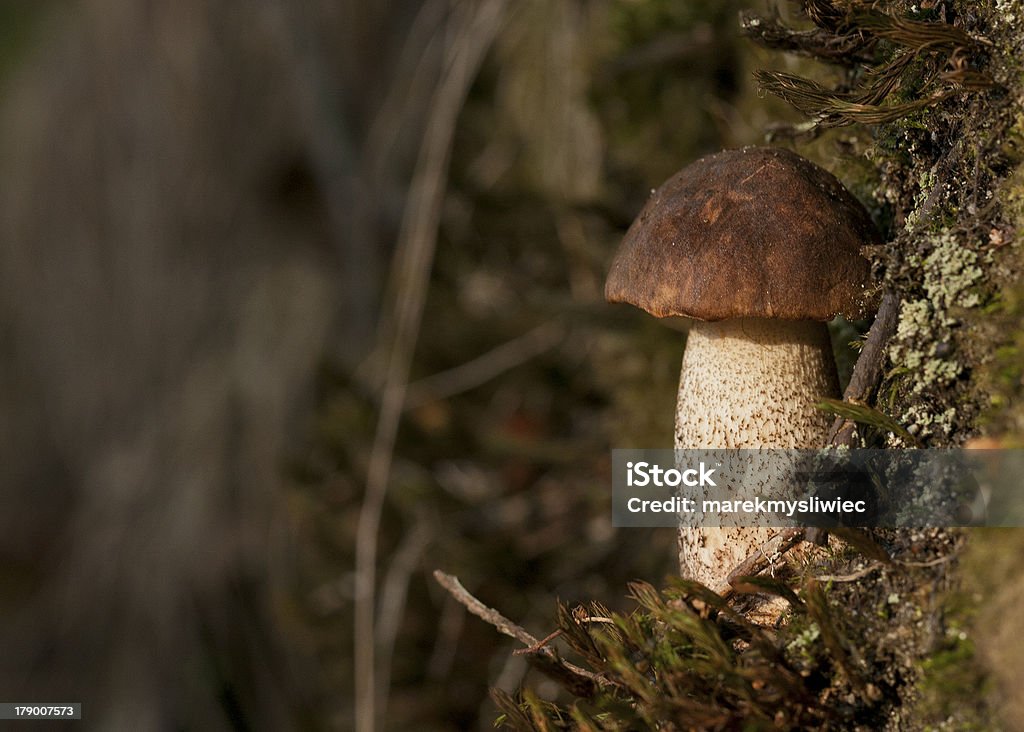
left=0, top=0, right=920, bottom=729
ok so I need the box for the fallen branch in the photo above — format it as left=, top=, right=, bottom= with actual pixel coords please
left=827, top=288, right=902, bottom=447
left=432, top=570, right=609, bottom=697
left=715, top=528, right=805, bottom=598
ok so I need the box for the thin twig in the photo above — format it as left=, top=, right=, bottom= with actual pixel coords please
left=715, top=528, right=806, bottom=598
left=827, top=289, right=901, bottom=447
left=374, top=514, right=432, bottom=724
left=432, top=570, right=609, bottom=695
left=404, top=322, right=564, bottom=410
left=353, top=4, right=507, bottom=731
left=364, top=0, right=450, bottom=188
left=898, top=551, right=961, bottom=569
left=513, top=629, right=563, bottom=655
left=815, top=549, right=959, bottom=583
left=815, top=563, right=884, bottom=583
left=432, top=570, right=540, bottom=647
left=512, top=612, right=615, bottom=655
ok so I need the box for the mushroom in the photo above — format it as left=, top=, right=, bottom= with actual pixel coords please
left=605, top=146, right=877, bottom=588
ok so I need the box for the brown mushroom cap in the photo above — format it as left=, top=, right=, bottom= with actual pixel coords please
left=605, top=146, right=878, bottom=321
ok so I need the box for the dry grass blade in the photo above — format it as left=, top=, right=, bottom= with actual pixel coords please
left=802, top=579, right=875, bottom=698
left=729, top=574, right=806, bottom=611
left=754, top=69, right=841, bottom=117
left=551, top=603, right=605, bottom=669
left=855, top=51, right=916, bottom=104
left=816, top=397, right=922, bottom=446
left=820, top=94, right=949, bottom=124
left=352, top=3, right=508, bottom=730
left=491, top=688, right=537, bottom=731
left=755, top=61, right=955, bottom=127
left=804, top=0, right=850, bottom=34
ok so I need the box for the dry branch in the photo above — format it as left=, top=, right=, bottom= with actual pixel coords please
left=715, top=528, right=805, bottom=597
left=827, top=288, right=902, bottom=447
left=432, top=570, right=608, bottom=697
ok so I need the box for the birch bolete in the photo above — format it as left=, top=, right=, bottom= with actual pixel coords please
left=605, top=146, right=877, bottom=587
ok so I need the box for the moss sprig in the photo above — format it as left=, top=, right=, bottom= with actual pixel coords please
left=745, top=0, right=992, bottom=128
left=489, top=577, right=905, bottom=731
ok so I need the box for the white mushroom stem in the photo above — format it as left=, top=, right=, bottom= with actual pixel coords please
left=674, top=317, right=839, bottom=587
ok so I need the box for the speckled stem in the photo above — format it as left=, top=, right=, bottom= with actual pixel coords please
left=675, top=317, right=839, bottom=587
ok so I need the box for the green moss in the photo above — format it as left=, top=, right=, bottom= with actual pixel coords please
left=916, top=631, right=992, bottom=730
left=976, top=280, right=1024, bottom=433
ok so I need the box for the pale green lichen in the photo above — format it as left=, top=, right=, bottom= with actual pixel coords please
left=890, top=299, right=932, bottom=370
left=919, top=357, right=962, bottom=392
left=888, top=230, right=989, bottom=435
left=994, top=0, right=1022, bottom=28
left=787, top=622, right=821, bottom=659
left=903, top=167, right=938, bottom=230
left=898, top=403, right=958, bottom=441
left=922, top=232, right=986, bottom=313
